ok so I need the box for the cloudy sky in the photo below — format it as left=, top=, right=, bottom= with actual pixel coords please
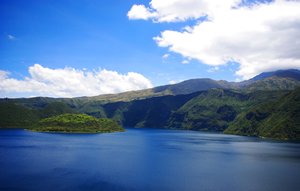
left=1, top=0, right=300, bottom=97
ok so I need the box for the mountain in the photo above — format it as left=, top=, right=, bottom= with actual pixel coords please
left=243, top=76, right=300, bottom=91
left=249, top=69, right=300, bottom=81
left=83, top=78, right=227, bottom=103
left=91, top=89, right=293, bottom=140
left=239, top=69, right=300, bottom=90
left=0, top=101, right=39, bottom=127
left=84, top=69, right=300, bottom=102
left=167, top=89, right=285, bottom=131
left=152, top=78, right=224, bottom=95
left=102, top=92, right=200, bottom=128
left=12, top=69, right=295, bottom=106
left=1, top=69, right=300, bottom=140
left=225, top=88, right=300, bottom=140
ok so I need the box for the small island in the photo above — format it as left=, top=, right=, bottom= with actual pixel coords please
left=30, top=114, right=124, bottom=133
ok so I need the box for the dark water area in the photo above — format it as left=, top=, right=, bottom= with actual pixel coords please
left=0, top=128, right=299, bottom=191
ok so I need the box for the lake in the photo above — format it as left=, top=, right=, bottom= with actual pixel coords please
left=0, top=128, right=299, bottom=191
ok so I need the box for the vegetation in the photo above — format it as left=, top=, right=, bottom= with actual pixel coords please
left=0, top=102, right=39, bottom=127
left=244, top=77, right=300, bottom=91
left=30, top=114, right=124, bottom=133
left=168, top=89, right=250, bottom=131
left=104, top=92, right=199, bottom=128
left=40, top=102, right=77, bottom=118
left=225, top=88, right=300, bottom=140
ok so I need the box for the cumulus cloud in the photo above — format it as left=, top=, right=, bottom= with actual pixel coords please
left=0, top=64, right=153, bottom=98
left=127, top=4, right=157, bottom=20
left=129, top=0, right=300, bottom=79
left=128, top=0, right=240, bottom=22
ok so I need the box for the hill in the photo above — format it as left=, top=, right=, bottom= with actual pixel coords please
left=168, top=89, right=253, bottom=131
left=0, top=101, right=39, bottom=127
left=243, top=77, right=300, bottom=91
left=225, top=88, right=300, bottom=140
left=102, top=92, right=200, bottom=128
left=239, top=69, right=300, bottom=90
left=30, top=114, right=124, bottom=133
left=249, top=69, right=300, bottom=82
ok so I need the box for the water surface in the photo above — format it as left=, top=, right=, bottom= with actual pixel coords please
left=0, top=128, right=299, bottom=191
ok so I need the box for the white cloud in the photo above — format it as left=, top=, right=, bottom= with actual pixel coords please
left=128, top=0, right=240, bottom=22
left=162, top=54, right=170, bottom=59
left=127, top=4, right=157, bottom=20
left=129, top=0, right=300, bottom=79
left=169, top=79, right=182, bottom=84
left=207, top=66, right=220, bottom=73
left=169, top=80, right=177, bottom=85
left=0, top=64, right=153, bottom=98
left=181, top=60, right=189, bottom=64
left=7, top=34, right=16, bottom=40
left=0, top=71, right=9, bottom=80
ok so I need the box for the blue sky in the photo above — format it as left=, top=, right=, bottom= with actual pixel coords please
left=1, top=0, right=299, bottom=97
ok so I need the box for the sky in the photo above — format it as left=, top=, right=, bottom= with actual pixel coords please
left=1, top=0, right=300, bottom=98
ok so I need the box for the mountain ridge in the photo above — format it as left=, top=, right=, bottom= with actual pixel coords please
left=249, top=69, right=300, bottom=82
left=1, top=69, right=300, bottom=140
left=71, top=69, right=300, bottom=103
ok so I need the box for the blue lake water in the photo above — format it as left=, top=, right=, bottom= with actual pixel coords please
left=0, top=128, right=299, bottom=191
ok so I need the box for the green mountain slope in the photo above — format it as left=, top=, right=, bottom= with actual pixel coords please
left=225, top=88, right=300, bottom=140
left=102, top=92, right=200, bottom=128
left=96, top=89, right=287, bottom=132
left=167, top=89, right=287, bottom=131
left=243, top=77, right=300, bottom=91
left=40, top=102, right=77, bottom=118
left=0, top=102, right=39, bottom=127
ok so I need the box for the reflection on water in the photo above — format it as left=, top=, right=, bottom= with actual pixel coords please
left=0, top=128, right=299, bottom=191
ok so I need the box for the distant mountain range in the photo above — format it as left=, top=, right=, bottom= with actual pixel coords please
left=249, top=69, right=300, bottom=82
left=1, top=69, right=300, bottom=140
left=81, top=69, right=300, bottom=103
